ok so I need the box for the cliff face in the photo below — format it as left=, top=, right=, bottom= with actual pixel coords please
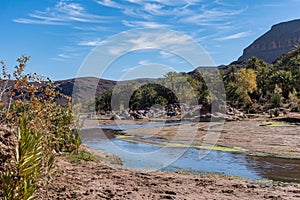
left=238, top=19, right=300, bottom=63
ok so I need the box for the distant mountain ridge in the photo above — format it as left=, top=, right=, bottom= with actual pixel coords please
left=238, top=19, right=300, bottom=63
left=56, top=77, right=116, bottom=98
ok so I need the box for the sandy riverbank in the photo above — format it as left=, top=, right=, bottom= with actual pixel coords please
left=36, top=145, right=300, bottom=200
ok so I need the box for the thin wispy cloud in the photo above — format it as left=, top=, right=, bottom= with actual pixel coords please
left=78, top=39, right=103, bottom=46
left=127, top=31, right=190, bottom=50
left=215, top=31, right=250, bottom=41
left=105, top=30, right=199, bottom=60
left=28, top=13, right=63, bottom=22
left=159, top=50, right=187, bottom=64
left=95, top=0, right=123, bottom=9
left=215, top=23, right=237, bottom=31
left=52, top=51, right=82, bottom=61
left=124, top=0, right=187, bottom=6
left=13, top=18, right=67, bottom=25
left=72, top=26, right=109, bottom=31
left=138, top=60, right=151, bottom=65
left=122, top=8, right=152, bottom=19
left=51, top=45, right=85, bottom=63
left=143, top=3, right=168, bottom=15
left=126, top=0, right=142, bottom=4
left=213, top=0, right=236, bottom=7
left=147, top=0, right=186, bottom=6
left=59, top=46, right=83, bottom=53
left=51, top=57, right=66, bottom=61
left=159, top=50, right=174, bottom=58
left=181, top=7, right=246, bottom=25
left=138, top=0, right=200, bottom=7
left=260, top=3, right=283, bottom=7
left=14, top=0, right=112, bottom=25
left=121, top=66, right=136, bottom=73
left=58, top=53, right=70, bottom=58
left=102, top=0, right=249, bottom=33
left=122, top=20, right=170, bottom=28
left=120, top=1, right=195, bottom=18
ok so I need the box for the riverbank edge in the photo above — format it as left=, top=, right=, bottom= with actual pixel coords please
left=115, top=135, right=300, bottom=160
left=59, top=144, right=300, bottom=185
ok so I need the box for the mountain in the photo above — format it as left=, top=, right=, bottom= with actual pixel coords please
left=55, top=77, right=154, bottom=101
left=0, top=76, right=157, bottom=106
left=56, top=77, right=116, bottom=98
left=0, top=77, right=116, bottom=105
left=238, top=19, right=300, bottom=63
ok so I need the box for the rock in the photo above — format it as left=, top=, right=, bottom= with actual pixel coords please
left=200, top=103, right=211, bottom=114
left=110, top=114, right=121, bottom=120
left=131, top=112, right=148, bottom=119
left=238, top=19, right=300, bottom=63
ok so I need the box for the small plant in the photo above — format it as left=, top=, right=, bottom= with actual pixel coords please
left=269, top=110, right=274, bottom=118
left=274, top=108, right=280, bottom=117
left=1, top=114, right=43, bottom=200
left=165, top=132, right=175, bottom=137
left=66, top=150, right=99, bottom=164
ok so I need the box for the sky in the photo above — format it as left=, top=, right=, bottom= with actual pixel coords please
left=1, top=0, right=300, bottom=81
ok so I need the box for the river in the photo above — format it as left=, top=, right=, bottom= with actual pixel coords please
left=79, top=124, right=300, bottom=183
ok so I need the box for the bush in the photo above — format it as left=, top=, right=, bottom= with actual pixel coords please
left=0, top=56, right=81, bottom=199
left=1, top=113, right=45, bottom=200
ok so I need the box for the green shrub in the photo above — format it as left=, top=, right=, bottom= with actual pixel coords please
left=1, top=114, right=45, bottom=200
left=66, top=151, right=99, bottom=164
left=0, top=56, right=81, bottom=199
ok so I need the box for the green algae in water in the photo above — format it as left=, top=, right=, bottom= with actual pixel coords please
left=259, top=121, right=295, bottom=127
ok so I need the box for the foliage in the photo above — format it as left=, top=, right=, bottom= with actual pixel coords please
left=129, top=83, right=178, bottom=110
left=66, top=150, right=99, bottom=164
left=1, top=114, right=44, bottom=200
left=0, top=56, right=81, bottom=199
left=96, top=72, right=206, bottom=112
left=95, top=46, right=299, bottom=114
left=95, top=89, right=112, bottom=111
left=271, top=84, right=283, bottom=108
left=223, top=46, right=300, bottom=111
left=288, top=88, right=300, bottom=112
left=225, top=68, right=257, bottom=107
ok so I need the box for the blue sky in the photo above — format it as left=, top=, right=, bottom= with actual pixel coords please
left=1, top=0, right=300, bottom=80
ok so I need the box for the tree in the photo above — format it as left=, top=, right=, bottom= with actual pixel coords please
left=226, top=68, right=257, bottom=107
left=95, top=89, right=112, bottom=111
left=223, top=65, right=238, bottom=84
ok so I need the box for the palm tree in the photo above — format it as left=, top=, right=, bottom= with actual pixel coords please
left=288, top=44, right=300, bottom=59
left=223, top=65, right=238, bottom=84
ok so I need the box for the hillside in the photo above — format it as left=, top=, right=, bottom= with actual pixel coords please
left=56, top=77, right=116, bottom=103
left=238, top=19, right=300, bottom=63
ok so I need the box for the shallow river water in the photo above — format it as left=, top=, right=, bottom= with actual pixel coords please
left=80, top=124, right=300, bottom=183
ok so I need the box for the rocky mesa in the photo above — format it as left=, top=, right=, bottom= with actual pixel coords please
left=238, top=19, right=300, bottom=63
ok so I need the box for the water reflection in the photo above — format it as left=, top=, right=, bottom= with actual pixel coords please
left=245, top=156, right=300, bottom=182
